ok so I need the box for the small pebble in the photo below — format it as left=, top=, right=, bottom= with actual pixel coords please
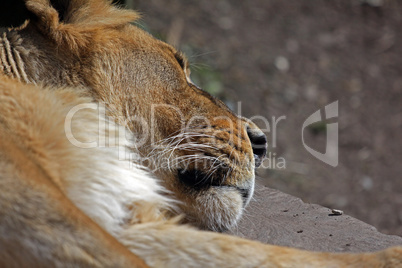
left=331, top=209, right=343, bottom=215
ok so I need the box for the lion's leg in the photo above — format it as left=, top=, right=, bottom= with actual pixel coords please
left=0, top=127, right=147, bottom=268
left=120, top=222, right=401, bottom=268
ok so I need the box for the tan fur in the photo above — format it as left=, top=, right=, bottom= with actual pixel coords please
left=0, top=0, right=400, bottom=267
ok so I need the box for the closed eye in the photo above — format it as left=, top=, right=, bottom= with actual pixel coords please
left=174, top=52, right=186, bottom=69
left=174, top=51, right=192, bottom=81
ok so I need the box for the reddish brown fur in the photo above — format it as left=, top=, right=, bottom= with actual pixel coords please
left=0, top=0, right=401, bottom=267
left=0, top=77, right=147, bottom=267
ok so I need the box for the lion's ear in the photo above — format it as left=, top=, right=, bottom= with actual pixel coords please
left=24, top=0, right=139, bottom=52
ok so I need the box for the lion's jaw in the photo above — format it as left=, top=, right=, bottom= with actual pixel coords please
left=4, top=2, right=267, bottom=231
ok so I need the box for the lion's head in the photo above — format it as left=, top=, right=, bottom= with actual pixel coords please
left=6, top=0, right=267, bottom=231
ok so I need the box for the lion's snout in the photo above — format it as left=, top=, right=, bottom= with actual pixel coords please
left=246, top=126, right=267, bottom=168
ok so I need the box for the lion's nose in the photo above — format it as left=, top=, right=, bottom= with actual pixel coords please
left=246, top=127, right=267, bottom=168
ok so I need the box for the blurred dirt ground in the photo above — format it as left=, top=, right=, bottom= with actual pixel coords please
left=133, top=0, right=402, bottom=236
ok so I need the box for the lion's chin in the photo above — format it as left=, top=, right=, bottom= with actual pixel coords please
left=183, top=183, right=254, bottom=232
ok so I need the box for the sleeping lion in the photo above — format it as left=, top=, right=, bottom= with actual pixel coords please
left=0, top=0, right=400, bottom=267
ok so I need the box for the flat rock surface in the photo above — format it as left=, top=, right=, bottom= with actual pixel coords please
left=230, top=183, right=402, bottom=253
